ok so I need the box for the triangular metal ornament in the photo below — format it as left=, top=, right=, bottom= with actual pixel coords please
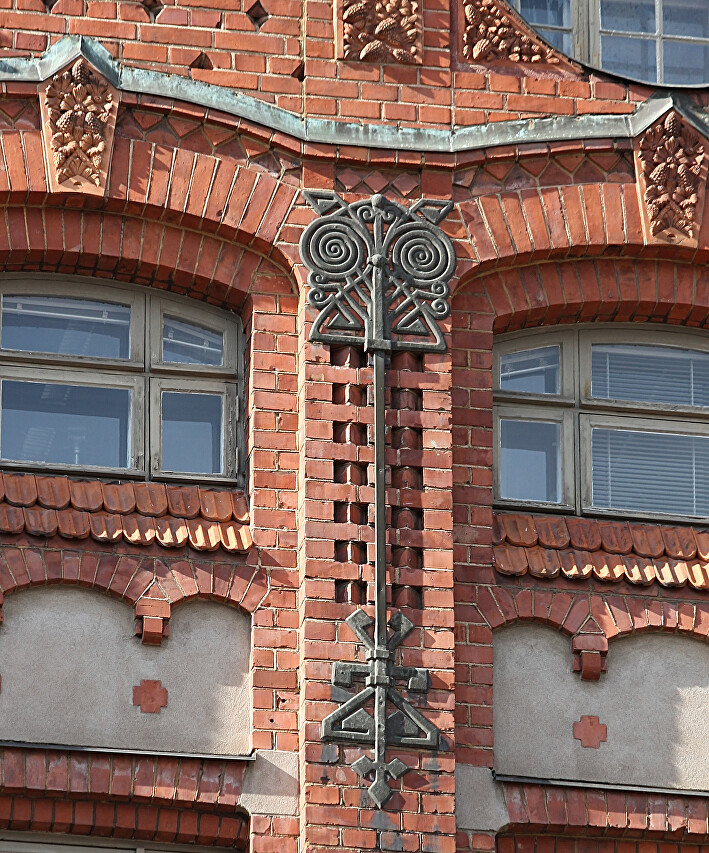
left=409, top=198, right=454, bottom=225
left=302, top=190, right=348, bottom=216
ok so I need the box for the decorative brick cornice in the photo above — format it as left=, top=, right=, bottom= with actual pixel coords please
left=340, top=0, right=421, bottom=64
left=462, top=0, right=563, bottom=65
left=635, top=110, right=707, bottom=245
left=39, top=57, right=119, bottom=197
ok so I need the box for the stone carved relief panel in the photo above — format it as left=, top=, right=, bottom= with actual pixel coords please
left=462, top=0, right=562, bottom=64
left=337, top=0, right=422, bottom=64
left=634, top=111, right=707, bottom=246
left=39, top=58, right=119, bottom=197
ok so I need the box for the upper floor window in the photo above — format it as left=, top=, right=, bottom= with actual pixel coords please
left=0, top=276, right=241, bottom=482
left=511, top=0, right=709, bottom=85
left=494, top=325, right=709, bottom=522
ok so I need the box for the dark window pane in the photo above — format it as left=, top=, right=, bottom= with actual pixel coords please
left=591, top=343, right=709, bottom=407
left=1, top=381, right=130, bottom=468
left=601, top=0, right=655, bottom=33
left=162, top=315, right=224, bottom=366
left=663, top=0, right=709, bottom=37
left=500, top=419, right=561, bottom=503
left=2, top=296, right=130, bottom=359
left=519, top=0, right=570, bottom=27
left=601, top=34, right=657, bottom=81
left=162, top=391, right=223, bottom=474
left=592, top=427, right=709, bottom=516
left=500, top=345, right=560, bottom=394
left=663, top=39, right=709, bottom=84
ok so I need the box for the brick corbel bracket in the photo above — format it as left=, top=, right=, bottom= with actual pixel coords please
left=134, top=595, right=171, bottom=645
left=571, top=633, right=608, bottom=681
left=634, top=110, right=707, bottom=247
left=38, top=56, right=119, bottom=197
left=299, top=190, right=456, bottom=808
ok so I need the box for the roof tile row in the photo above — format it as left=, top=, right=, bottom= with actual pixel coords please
left=493, top=513, right=709, bottom=590
left=0, top=474, right=251, bottom=552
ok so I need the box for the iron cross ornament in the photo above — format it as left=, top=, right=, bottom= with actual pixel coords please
left=300, top=190, right=456, bottom=807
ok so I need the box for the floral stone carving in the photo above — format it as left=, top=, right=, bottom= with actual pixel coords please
left=462, top=0, right=560, bottom=64
left=39, top=58, right=119, bottom=196
left=637, top=111, right=705, bottom=244
left=341, top=0, right=421, bottom=64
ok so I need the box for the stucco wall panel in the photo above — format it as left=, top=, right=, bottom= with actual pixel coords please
left=495, top=624, right=709, bottom=791
left=0, top=588, right=251, bottom=755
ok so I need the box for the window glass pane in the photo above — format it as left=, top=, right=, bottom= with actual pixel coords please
left=2, top=296, right=131, bottom=359
left=500, top=345, right=560, bottom=394
left=162, top=315, right=224, bottom=366
left=162, top=391, right=223, bottom=474
left=663, top=39, right=709, bottom=85
left=592, top=426, right=709, bottom=516
left=535, top=27, right=572, bottom=53
left=1, top=381, right=130, bottom=468
left=519, top=0, right=570, bottom=27
left=500, top=418, right=561, bottom=502
left=601, top=0, right=655, bottom=33
left=591, top=343, right=709, bottom=407
left=663, top=0, right=709, bottom=37
left=601, top=35, right=657, bottom=81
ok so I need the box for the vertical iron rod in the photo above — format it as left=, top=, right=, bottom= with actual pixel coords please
left=373, top=348, right=387, bottom=649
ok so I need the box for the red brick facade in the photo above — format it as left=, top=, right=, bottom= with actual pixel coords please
left=0, top=2, right=705, bottom=853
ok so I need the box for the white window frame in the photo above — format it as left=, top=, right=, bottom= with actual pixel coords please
left=0, top=274, right=242, bottom=484
left=510, top=0, right=709, bottom=85
left=493, top=323, right=709, bottom=523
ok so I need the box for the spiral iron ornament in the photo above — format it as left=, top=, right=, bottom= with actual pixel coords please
left=300, top=191, right=456, bottom=352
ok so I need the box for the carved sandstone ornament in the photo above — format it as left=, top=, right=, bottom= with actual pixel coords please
left=462, top=0, right=559, bottom=64
left=340, top=0, right=421, bottom=64
left=39, top=58, right=119, bottom=196
left=637, top=111, right=705, bottom=243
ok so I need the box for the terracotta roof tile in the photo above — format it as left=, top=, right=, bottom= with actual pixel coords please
left=166, top=486, right=200, bottom=520
left=36, top=476, right=70, bottom=510
left=69, top=480, right=103, bottom=513
left=629, top=523, right=664, bottom=558
left=598, top=521, right=632, bottom=555
left=534, top=515, right=569, bottom=549
left=493, top=512, right=709, bottom=592
left=526, top=545, right=560, bottom=578
left=4, top=473, right=37, bottom=507
left=0, top=505, right=23, bottom=535
left=0, top=474, right=250, bottom=553
left=122, top=514, right=157, bottom=546
left=492, top=543, right=527, bottom=576
left=102, top=482, right=136, bottom=515
left=500, top=513, right=537, bottom=547
left=661, top=527, right=696, bottom=560
left=57, top=509, right=90, bottom=539
left=199, top=488, right=233, bottom=523
left=567, top=517, right=602, bottom=552
left=694, top=529, right=709, bottom=562
left=134, top=482, right=168, bottom=517
left=23, top=507, right=57, bottom=538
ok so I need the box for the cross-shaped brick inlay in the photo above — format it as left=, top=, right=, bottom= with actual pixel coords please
left=573, top=714, right=607, bottom=748
left=132, top=679, right=168, bottom=713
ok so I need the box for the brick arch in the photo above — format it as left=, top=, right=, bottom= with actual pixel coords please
left=2, top=125, right=301, bottom=284
left=453, top=257, right=709, bottom=335
left=0, top=204, right=295, bottom=312
left=476, top=585, right=709, bottom=648
left=0, top=544, right=268, bottom=615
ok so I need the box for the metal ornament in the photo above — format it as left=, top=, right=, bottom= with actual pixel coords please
left=300, top=191, right=456, bottom=808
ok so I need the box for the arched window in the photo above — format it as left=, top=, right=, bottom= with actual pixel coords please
left=494, top=325, right=709, bottom=521
left=511, top=0, right=709, bottom=85
left=0, top=276, right=241, bottom=481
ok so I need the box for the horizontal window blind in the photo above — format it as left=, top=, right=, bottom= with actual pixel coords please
left=591, top=426, right=709, bottom=516
left=591, top=343, right=709, bottom=407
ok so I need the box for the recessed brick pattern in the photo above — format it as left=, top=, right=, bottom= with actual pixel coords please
left=133, top=679, right=168, bottom=713
left=573, top=715, right=607, bottom=749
